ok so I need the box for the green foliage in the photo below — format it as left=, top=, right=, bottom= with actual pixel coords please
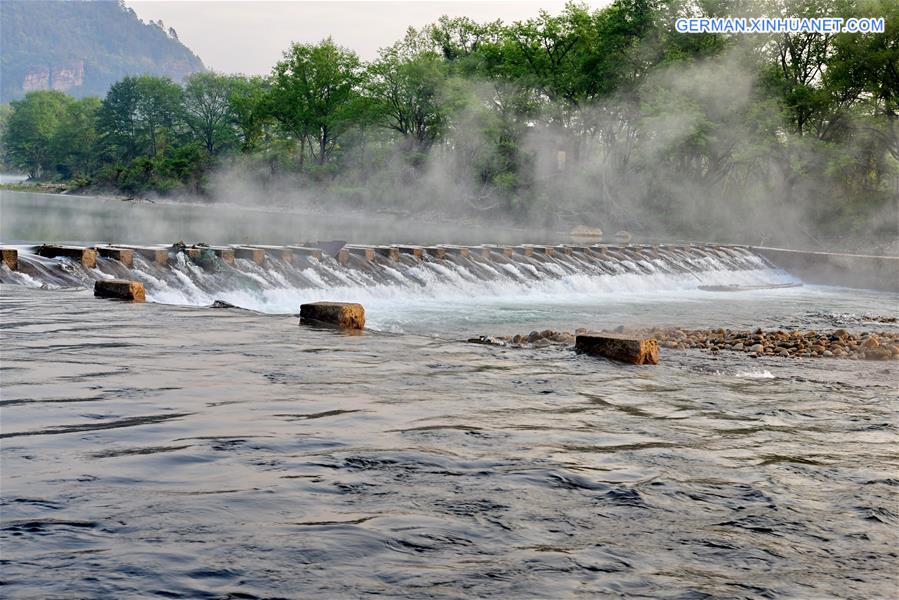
left=5, top=91, right=73, bottom=178
left=368, top=30, right=465, bottom=150
left=0, top=0, right=895, bottom=245
left=268, top=39, right=368, bottom=167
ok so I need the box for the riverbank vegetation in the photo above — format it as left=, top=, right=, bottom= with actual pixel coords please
left=1, top=0, right=896, bottom=247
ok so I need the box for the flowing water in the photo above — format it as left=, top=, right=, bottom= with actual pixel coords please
left=2, top=200, right=898, bottom=598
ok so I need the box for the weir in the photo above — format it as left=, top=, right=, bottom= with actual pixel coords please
left=4, top=240, right=895, bottom=310
left=0, top=241, right=791, bottom=309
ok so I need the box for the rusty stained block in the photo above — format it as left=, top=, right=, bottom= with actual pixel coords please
left=1, top=248, right=18, bottom=270
left=532, top=246, right=555, bottom=257
left=553, top=246, right=573, bottom=256
left=95, top=247, right=134, bottom=267
left=37, top=245, right=97, bottom=269
left=233, top=246, right=266, bottom=265
left=300, top=302, right=365, bottom=329
left=576, top=334, right=659, bottom=365
left=94, top=279, right=146, bottom=302
left=423, top=246, right=447, bottom=259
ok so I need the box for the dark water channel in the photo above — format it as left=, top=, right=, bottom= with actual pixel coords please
left=2, top=284, right=897, bottom=598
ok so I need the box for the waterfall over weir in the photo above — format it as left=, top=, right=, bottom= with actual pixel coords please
left=0, top=243, right=793, bottom=314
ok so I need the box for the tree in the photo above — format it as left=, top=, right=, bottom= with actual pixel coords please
left=368, top=29, right=463, bottom=151
left=267, top=39, right=369, bottom=167
left=228, top=75, right=270, bottom=152
left=51, top=96, right=101, bottom=177
left=98, top=75, right=182, bottom=161
left=4, top=90, right=72, bottom=178
left=182, top=72, right=238, bottom=155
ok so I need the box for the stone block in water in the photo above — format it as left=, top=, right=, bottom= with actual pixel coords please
left=37, top=245, right=97, bottom=268
left=512, top=246, right=534, bottom=257
left=346, top=246, right=376, bottom=260
left=119, top=245, right=169, bottom=266
left=576, top=334, right=659, bottom=365
left=210, top=247, right=236, bottom=264
left=300, top=302, right=365, bottom=330
left=438, top=246, right=469, bottom=258
left=1, top=248, right=18, bottom=270
left=96, top=247, right=134, bottom=267
left=373, top=246, right=400, bottom=260
left=397, top=246, right=423, bottom=258
left=94, top=279, right=146, bottom=302
left=233, top=247, right=266, bottom=265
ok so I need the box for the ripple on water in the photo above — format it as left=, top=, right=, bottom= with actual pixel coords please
left=0, top=284, right=897, bottom=598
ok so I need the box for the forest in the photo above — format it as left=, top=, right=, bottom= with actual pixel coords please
left=2, top=0, right=897, bottom=246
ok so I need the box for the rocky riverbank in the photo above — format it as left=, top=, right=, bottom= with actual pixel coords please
left=469, top=326, right=899, bottom=360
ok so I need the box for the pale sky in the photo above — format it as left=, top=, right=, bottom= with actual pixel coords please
left=126, top=1, right=612, bottom=75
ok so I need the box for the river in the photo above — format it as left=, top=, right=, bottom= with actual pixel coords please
left=1, top=192, right=897, bottom=598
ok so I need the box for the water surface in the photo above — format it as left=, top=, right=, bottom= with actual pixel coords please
left=2, top=283, right=897, bottom=598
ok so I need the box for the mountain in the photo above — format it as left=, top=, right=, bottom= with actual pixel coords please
left=0, top=0, right=205, bottom=102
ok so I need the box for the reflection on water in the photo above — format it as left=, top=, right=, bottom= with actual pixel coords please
left=2, top=285, right=897, bottom=598
left=1, top=190, right=560, bottom=245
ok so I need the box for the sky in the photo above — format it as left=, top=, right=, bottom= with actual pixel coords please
left=126, top=1, right=612, bottom=75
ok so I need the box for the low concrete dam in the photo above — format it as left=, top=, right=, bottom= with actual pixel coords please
left=0, top=242, right=791, bottom=312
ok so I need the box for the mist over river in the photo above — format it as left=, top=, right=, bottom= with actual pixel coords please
left=1, top=191, right=898, bottom=598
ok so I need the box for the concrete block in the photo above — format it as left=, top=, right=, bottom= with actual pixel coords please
left=439, top=246, right=469, bottom=258
left=248, top=245, right=293, bottom=263
left=576, top=334, right=659, bottom=365
left=512, top=246, right=534, bottom=257
left=396, top=246, right=423, bottom=259
left=300, top=302, right=365, bottom=329
left=533, top=246, right=555, bottom=257
left=37, top=245, right=97, bottom=268
left=94, top=279, right=146, bottom=302
left=346, top=246, right=375, bottom=260
left=338, top=248, right=350, bottom=266
left=233, top=247, right=265, bottom=265
left=209, top=247, right=235, bottom=264
left=118, top=245, right=169, bottom=266
left=373, top=246, right=400, bottom=260
left=1, top=248, right=18, bottom=270
left=95, top=247, right=134, bottom=267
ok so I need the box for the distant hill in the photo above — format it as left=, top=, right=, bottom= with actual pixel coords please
left=1, top=0, right=205, bottom=102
